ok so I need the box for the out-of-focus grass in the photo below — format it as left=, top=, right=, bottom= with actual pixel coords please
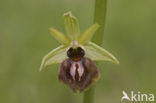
left=0, top=0, right=156, bottom=103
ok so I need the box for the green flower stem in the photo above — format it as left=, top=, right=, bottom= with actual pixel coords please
left=83, top=86, right=95, bottom=103
left=83, top=0, right=107, bottom=103
left=93, top=0, right=107, bottom=45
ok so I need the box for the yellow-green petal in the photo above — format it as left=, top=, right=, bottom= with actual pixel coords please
left=40, top=45, right=67, bottom=71
left=77, top=24, right=99, bottom=44
left=63, top=12, right=80, bottom=39
left=84, top=42, right=119, bottom=64
left=50, top=28, right=71, bottom=45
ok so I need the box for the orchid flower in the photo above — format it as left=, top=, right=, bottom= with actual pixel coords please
left=40, top=12, right=119, bottom=92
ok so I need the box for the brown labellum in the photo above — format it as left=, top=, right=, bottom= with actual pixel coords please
left=58, top=47, right=99, bottom=92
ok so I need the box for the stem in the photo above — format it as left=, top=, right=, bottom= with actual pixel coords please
left=83, top=86, right=95, bottom=103
left=83, top=0, right=107, bottom=103
left=93, top=0, right=107, bottom=45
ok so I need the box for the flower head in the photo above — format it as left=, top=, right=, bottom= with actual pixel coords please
left=40, top=12, right=119, bottom=92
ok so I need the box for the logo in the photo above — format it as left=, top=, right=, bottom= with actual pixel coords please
left=121, top=91, right=154, bottom=102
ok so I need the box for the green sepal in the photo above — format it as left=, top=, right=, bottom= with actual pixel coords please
left=50, top=28, right=71, bottom=45
left=77, top=24, right=99, bottom=44
left=40, top=45, right=67, bottom=71
left=84, top=42, right=119, bottom=64
left=63, top=12, right=80, bottom=39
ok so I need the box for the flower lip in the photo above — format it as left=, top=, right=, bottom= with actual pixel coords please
left=67, top=47, right=85, bottom=61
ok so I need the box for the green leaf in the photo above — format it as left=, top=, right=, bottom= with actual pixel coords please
left=78, top=24, right=99, bottom=44
left=40, top=45, right=67, bottom=71
left=50, top=28, right=71, bottom=45
left=84, top=42, right=119, bottom=64
left=63, top=12, right=80, bottom=39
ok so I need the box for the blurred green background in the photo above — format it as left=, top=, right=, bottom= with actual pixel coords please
left=0, top=0, right=156, bottom=103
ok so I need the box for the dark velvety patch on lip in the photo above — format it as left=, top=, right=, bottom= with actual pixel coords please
left=58, top=57, right=99, bottom=92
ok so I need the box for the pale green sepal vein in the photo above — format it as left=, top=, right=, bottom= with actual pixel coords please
left=40, top=45, right=67, bottom=71
left=77, top=24, right=99, bottom=44
left=63, top=12, right=80, bottom=39
left=50, top=28, right=71, bottom=45
left=84, top=42, right=119, bottom=64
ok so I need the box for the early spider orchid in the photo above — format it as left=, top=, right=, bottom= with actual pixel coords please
left=40, top=12, right=119, bottom=92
